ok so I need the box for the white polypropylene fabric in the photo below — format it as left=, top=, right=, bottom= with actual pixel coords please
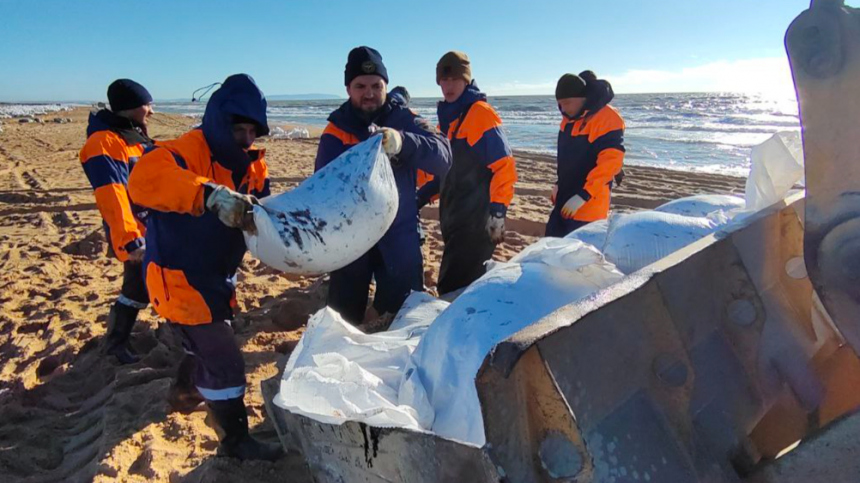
left=275, top=239, right=623, bottom=446
left=745, top=131, right=804, bottom=212
left=388, top=292, right=451, bottom=333
left=245, top=136, right=398, bottom=275
left=602, top=211, right=720, bottom=274
left=564, top=218, right=610, bottom=251
left=655, top=194, right=746, bottom=218
left=402, top=239, right=624, bottom=446
left=273, top=292, right=447, bottom=429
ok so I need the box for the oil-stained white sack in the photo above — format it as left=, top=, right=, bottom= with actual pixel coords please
left=245, top=136, right=398, bottom=274
left=603, top=211, right=719, bottom=274
left=656, top=194, right=746, bottom=218
left=564, top=219, right=610, bottom=251
left=402, top=239, right=624, bottom=446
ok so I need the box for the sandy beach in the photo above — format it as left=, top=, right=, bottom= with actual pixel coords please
left=0, top=107, right=745, bottom=482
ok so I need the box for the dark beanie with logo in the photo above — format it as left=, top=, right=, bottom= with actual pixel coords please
left=344, top=46, right=389, bottom=86
left=436, top=51, right=472, bottom=84
left=555, top=73, right=587, bottom=100
left=108, top=79, right=153, bottom=112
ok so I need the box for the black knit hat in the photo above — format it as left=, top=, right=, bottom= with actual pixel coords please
left=107, top=79, right=153, bottom=112
left=344, top=46, right=389, bottom=86
left=555, top=74, right=587, bottom=100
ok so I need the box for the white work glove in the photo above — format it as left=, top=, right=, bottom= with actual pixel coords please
left=127, top=246, right=146, bottom=263
left=379, top=127, right=403, bottom=156
left=205, top=183, right=258, bottom=234
left=560, top=195, right=586, bottom=218
left=486, top=213, right=506, bottom=244
left=551, top=184, right=558, bottom=203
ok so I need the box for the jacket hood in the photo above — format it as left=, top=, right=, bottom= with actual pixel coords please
left=201, top=74, right=269, bottom=175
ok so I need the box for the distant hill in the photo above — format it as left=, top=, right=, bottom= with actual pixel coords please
left=268, top=93, right=342, bottom=101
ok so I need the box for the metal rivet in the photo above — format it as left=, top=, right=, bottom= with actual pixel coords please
left=653, top=354, right=688, bottom=387
left=728, top=299, right=757, bottom=327
left=785, top=257, right=808, bottom=279
left=539, top=431, right=584, bottom=479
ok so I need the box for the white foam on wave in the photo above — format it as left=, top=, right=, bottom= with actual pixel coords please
left=0, top=104, right=74, bottom=119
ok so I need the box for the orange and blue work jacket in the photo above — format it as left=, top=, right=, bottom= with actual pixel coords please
left=420, top=83, right=516, bottom=233
left=128, top=74, right=270, bottom=326
left=80, top=110, right=152, bottom=262
left=555, top=100, right=625, bottom=222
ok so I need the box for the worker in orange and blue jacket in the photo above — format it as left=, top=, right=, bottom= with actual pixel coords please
left=315, top=46, right=452, bottom=324
left=547, top=71, right=625, bottom=237
left=418, top=51, right=517, bottom=295
left=79, top=79, right=154, bottom=364
left=128, top=74, right=282, bottom=462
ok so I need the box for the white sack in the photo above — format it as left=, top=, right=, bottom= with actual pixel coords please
left=402, top=239, right=624, bottom=446
left=745, top=131, right=804, bottom=212
left=245, top=136, right=398, bottom=275
left=603, top=211, right=719, bottom=274
left=388, top=292, right=451, bottom=334
left=564, top=218, right=610, bottom=251
left=656, top=194, right=746, bottom=218
left=273, top=292, right=446, bottom=429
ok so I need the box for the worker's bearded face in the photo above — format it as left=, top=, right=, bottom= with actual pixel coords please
left=347, top=76, right=387, bottom=115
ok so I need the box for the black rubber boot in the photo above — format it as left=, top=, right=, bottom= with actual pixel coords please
left=167, top=354, right=204, bottom=414
left=103, top=302, right=140, bottom=364
left=207, top=398, right=285, bottom=462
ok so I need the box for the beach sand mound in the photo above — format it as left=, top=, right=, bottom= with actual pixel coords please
left=0, top=108, right=744, bottom=482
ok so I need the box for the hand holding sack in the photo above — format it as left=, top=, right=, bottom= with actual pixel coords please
left=378, top=128, right=403, bottom=156
left=205, top=183, right=259, bottom=234
left=486, top=203, right=507, bottom=244
left=561, top=194, right=586, bottom=218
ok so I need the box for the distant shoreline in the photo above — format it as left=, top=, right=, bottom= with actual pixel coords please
left=0, top=90, right=795, bottom=105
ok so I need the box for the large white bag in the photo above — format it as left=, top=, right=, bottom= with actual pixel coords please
left=603, top=211, right=719, bottom=274
left=564, top=218, right=610, bottom=251
left=273, top=292, right=447, bottom=429
left=402, top=239, right=624, bottom=446
left=655, top=194, right=746, bottom=218
left=274, top=239, right=623, bottom=447
left=245, top=136, right=398, bottom=274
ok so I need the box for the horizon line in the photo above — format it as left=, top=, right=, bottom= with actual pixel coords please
left=1, top=89, right=796, bottom=105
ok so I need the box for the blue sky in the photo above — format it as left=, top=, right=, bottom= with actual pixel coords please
left=0, top=0, right=818, bottom=102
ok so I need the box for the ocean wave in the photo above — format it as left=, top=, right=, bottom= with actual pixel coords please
left=156, top=92, right=799, bottom=178
left=628, top=123, right=799, bottom=134
left=0, top=103, right=75, bottom=119
left=629, top=132, right=773, bottom=148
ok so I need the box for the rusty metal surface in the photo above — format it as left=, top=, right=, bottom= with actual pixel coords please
left=264, top=377, right=501, bottom=483
left=477, top=347, right=593, bottom=483
left=470, top=196, right=860, bottom=483
left=789, top=0, right=860, bottom=355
